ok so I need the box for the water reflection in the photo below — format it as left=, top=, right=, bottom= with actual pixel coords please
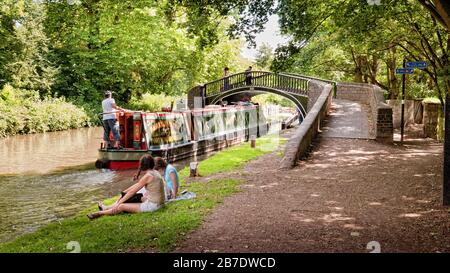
left=0, top=169, right=138, bottom=243
left=0, top=126, right=207, bottom=243
left=0, top=127, right=103, bottom=175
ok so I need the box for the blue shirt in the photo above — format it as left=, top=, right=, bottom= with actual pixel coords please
left=165, top=164, right=179, bottom=194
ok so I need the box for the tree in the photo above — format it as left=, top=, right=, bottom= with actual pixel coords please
left=0, top=0, right=57, bottom=94
left=37, top=0, right=251, bottom=104
left=418, top=0, right=450, bottom=30
left=255, top=43, right=274, bottom=69
left=163, top=0, right=277, bottom=47
left=0, top=0, right=18, bottom=87
left=273, top=0, right=448, bottom=101
left=417, top=0, right=450, bottom=206
left=8, top=0, right=58, bottom=94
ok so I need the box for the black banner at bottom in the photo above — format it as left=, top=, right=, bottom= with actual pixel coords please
left=0, top=252, right=447, bottom=272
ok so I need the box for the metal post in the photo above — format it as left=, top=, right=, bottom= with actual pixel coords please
left=190, top=162, right=199, bottom=177
left=333, top=82, right=337, bottom=98
left=250, top=135, right=256, bottom=148
left=400, top=59, right=406, bottom=143
left=444, top=93, right=450, bottom=206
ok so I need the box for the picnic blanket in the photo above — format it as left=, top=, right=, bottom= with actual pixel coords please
left=167, top=191, right=196, bottom=203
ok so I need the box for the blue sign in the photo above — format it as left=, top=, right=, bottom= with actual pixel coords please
left=405, top=61, right=427, bottom=69
left=396, top=68, right=414, bottom=75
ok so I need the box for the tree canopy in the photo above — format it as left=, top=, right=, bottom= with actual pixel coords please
left=270, top=0, right=449, bottom=103
left=1, top=0, right=448, bottom=109
left=0, top=0, right=254, bottom=106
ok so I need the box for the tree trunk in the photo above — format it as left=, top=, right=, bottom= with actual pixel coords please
left=354, top=57, right=364, bottom=83
left=444, top=33, right=450, bottom=206
left=434, top=0, right=450, bottom=29
left=386, top=47, right=399, bottom=99
left=368, top=55, right=379, bottom=84
left=444, top=92, right=450, bottom=206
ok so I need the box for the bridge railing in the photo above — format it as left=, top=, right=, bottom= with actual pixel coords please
left=203, top=71, right=310, bottom=98
left=281, top=72, right=338, bottom=98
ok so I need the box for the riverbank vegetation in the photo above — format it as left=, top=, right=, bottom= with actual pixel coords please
left=0, top=134, right=285, bottom=252
left=0, top=84, right=90, bottom=137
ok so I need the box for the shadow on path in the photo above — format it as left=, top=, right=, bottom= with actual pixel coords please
left=174, top=130, right=448, bottom=253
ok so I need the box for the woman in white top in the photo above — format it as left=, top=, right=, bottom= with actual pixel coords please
left=88, top=155, right=165, bottom=220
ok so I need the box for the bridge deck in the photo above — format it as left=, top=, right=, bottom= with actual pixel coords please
left=322, top=99, right=370, bottom=139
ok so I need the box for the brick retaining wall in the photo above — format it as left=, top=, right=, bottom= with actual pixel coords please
left=423, top=102, right=441, bottom=139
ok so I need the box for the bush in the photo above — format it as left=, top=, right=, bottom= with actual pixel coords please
left=127, top=93, right=182, bottom=112
left=0, top=85, right=90, bottom=137
left=407, top=82, right=434, bottom=99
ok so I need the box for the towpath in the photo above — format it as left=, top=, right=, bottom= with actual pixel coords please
left=173, top=100, right=448, bottom=253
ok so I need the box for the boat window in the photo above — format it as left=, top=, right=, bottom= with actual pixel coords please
left=236, top=110, right=245, bottom=130
left=203, top=111, right=225, bottom=139
left=193, top=114, right=204, bottom=140
left=224, top=110, right=237, bottom=133
left=145, top=114, right=189, bottom=147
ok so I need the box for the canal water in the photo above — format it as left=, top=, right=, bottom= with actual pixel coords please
left=0, top=127, right=198, bottom=243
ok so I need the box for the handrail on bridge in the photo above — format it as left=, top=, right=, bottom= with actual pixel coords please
left=281, top=72, right=338, bottom=98
left=186, top=71, right=337, bottom=110
left=202, top=71, right=310, bottom=98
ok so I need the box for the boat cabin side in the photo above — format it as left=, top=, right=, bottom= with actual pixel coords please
left=96, top=104, right=265, bottom=169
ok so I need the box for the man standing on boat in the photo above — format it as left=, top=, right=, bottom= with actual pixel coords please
left=102, top=90, right=123, bottom=149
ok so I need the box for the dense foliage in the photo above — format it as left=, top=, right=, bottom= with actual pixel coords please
left=0, top=84, right=89, bottom=137
left=0, top=0, right=253, bottom=136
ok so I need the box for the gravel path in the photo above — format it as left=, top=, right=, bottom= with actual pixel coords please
left=175, top=133, right=449, bottom=253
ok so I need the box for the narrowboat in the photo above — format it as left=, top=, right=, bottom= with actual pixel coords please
left=95, top=104, right=271, bottom=170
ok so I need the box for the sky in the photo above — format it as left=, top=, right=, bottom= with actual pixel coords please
left=240, top=14, right=290, bottom=61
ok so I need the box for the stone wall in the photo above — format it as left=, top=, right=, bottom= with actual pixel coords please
left=387, top=99, right=423, bottom=129
left=336, top=82, right=393, bottom=143
left=336, top=82, right=373, bottom=104
left=376, top=104, right=394, bottom=142
left=281, top=80, right=332, bottom=168
left=306, top=82, right=323, bottom=112
left=423, top=102, right=441, bottom=139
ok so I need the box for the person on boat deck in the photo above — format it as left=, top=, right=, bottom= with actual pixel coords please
left=223, top=67, right=230, bottom=91
left=88, top=155, right=165, bottom=220
left=102, top=90, right=124, bottom=149
left=154, top=157, right=180, bottom=201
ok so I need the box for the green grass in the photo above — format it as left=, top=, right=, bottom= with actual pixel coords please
left=0, top=133, right=285, bottom=253
left=179, top=134, right=286, bottom=178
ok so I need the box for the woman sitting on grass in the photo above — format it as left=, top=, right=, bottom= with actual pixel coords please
left=154, top=157, right=180, bottom=201
left=87, top=155, right=165, bottom=220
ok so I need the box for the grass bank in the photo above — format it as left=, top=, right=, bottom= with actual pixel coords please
left=0, top=134, right=285, bottom=253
